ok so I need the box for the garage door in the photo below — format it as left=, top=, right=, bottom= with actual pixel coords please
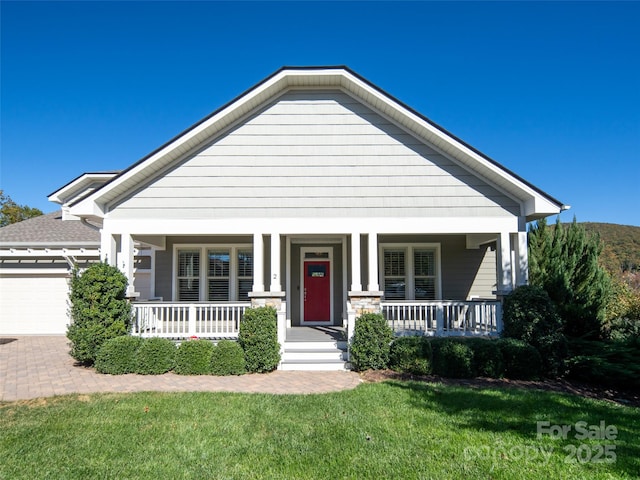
left=0, top=274, right=70, bottom=335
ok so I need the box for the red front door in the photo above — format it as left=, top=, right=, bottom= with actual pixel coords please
left=303, top=260, right=331, bottom=322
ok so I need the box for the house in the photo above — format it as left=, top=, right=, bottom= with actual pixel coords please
left=0, top=66, right=567, bottom=368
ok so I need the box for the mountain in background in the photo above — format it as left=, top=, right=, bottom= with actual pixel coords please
left=581, top=223, right=640, bottom=290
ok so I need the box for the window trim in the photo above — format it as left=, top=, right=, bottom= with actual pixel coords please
left=378, top=243, right=442, bottom=301
left=172, top=244, right=252, bottom=302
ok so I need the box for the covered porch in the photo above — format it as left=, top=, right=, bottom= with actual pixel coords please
left=120, top=226, right=524, bottom=347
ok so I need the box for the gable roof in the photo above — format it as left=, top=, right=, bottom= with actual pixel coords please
left=69, top=66, right=567, bottom=221
left=0, top=211, right=99, bottom=247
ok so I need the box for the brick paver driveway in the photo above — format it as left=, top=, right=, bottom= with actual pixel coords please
left=0, top=336, right=360, bottom=402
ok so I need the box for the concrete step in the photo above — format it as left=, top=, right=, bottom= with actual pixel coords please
left=282, top=348, right=348, bottom=362
left=283, top=340, right=348, bottom=350
left=279, top=359, right=350, bottom=371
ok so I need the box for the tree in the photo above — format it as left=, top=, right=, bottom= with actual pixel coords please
left=0, top=190, right=43, bottom=226
left=67, top=262, right=132, bottom=364
left=529, top=217, right=611, bottom=339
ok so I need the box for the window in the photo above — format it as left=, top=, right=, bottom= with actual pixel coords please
left=381, top=245, right=440, bottom=300
left=237, top=249, right=253, bottom=301
left=207, top=250, right=230, bottom=301
left=175, top=245, right=252, bottom=301
left=383, top=250, right=406, bottom=300
left=177, top=250, right=200, bottom=301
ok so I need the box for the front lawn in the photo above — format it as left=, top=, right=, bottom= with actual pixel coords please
left=1, top=382, right=638, bottom=479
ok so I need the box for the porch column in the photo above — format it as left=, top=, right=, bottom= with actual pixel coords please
left=514, top=231, right=529, bottom=287
left=270, top=233, right=281, bottom=292
left=252, top=233, right=264, bottom=293
left=350, top=232, right=362, bottom=291
left=100, top=231, right=117, bottom=265
left=120, top=234, right=137, bottom=298
left=496, top=231, right=513, bottom=295
left=367, top=232, right=379, bottom=291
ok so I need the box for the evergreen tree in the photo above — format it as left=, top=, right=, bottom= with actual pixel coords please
left=529, top=217, right=611, bottom=339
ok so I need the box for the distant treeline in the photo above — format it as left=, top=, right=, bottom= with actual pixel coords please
left=579, top=223, right=640, bottom=274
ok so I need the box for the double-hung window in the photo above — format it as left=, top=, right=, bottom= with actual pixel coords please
left=176, top=246, right=253, bottom=301
left=380, top=244, right=440, bottom=300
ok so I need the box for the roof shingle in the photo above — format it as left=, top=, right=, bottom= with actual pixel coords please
left=0, top=211, right=100, bottom=246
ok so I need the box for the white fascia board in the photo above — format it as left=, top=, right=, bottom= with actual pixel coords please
left=48, top=173, right=118, bottom=205
left=103, top=216, right=519, bottom=236
left=0, top=247, right=100, bottom=257
left=0, top=268, right=72, bottom=276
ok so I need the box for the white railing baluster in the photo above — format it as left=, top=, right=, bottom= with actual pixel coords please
left=380, top=300, right=501, bottom=337
left=131, top=302, right=250, bottom=339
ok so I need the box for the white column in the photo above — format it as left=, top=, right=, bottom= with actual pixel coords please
left=514, top=231, right=529, bottom=286
left=367, top=232, right=379, bottom=291
left=252, top=233, right=264, bottom=293
left=100, top=231, right=117, bottom=265
left=350, top=233, right=362, bottom=292
left=496, top=231, right=513, bottom=294
left=270, top=233, right=281, bottom=292
left=120, top=234, right=136, bottom=297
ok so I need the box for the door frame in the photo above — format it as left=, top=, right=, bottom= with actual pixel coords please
left=300, top=246, right=334, bottom=325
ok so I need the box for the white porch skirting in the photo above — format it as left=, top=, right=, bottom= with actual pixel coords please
left=381, top=300, right=503, bottom=336
left=131, top=302, right=251, bottom=338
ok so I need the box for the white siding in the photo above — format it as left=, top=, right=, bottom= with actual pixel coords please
left=0, top=274, right=70, bottom=335
left=111, top=91, right=519, bottom=220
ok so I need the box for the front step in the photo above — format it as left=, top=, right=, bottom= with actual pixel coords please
left=280, top=340, right=350, bottom=371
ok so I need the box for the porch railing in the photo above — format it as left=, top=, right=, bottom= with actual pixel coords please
left=131, top=302, right=251, bottom=338
left=381, top=300, right=502, bottom=336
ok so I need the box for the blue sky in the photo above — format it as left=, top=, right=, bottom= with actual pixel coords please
left=1, top=1, right=639, bottom=226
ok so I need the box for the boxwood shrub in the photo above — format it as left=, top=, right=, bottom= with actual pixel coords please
left=238, top=307, right=281, bottom=373
left=502, top=285, right=567, bottom=377
left=430, top=338, right=474, bottom=378
left=350, top=313, right=394, bottom=371
left=211, top=340, right=247, bottom=376
left=464, top=337, right=505, bottom=378
left=389, top=336, right=432, bottom=375
left=174, top=339, right=215, bottom=375
left=497, top=338, right=542, bottom=380
left=135, top=337, right=176, bottom=375
left=94, top=335, right=143, bottom=375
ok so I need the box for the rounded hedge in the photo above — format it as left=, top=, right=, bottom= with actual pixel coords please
left=238, top=307, right=281, bottom=373
left=174, top=339, right=215, bottom=375
left=350, top=313, right=394, bottom=372
left=210, top=340, right=246, bottom=376
left=497, top=338, right=542, bottom=380
left=431, top=339, right=474, bottom=378
left=135, top=337, right=176, bottom=375
left=465, top=338, right=505, bottom=378
left=503, top=285, right=567, bottom=377
left=95, top=335, right=143, bottom=375
left=389, top=336, right=432, bottom=375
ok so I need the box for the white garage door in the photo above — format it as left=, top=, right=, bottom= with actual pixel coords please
left=0, top=274, right=70, bottom=335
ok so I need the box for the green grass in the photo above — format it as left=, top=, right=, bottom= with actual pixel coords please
left=1, top=382, right=638, bottom=479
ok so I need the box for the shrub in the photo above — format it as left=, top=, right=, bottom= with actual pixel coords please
left=135, top=337, right=176, bottom=375
left=498, top=338, right=542, bottom=380
left=465, top=338, right=505, bottom=378
left=502, top=285, right=567, bottom=377
left=389, top=336, right=432, bottom=375
left=238, top=307, right=281, bottom=373
left=67, top=262, right=132, bottom=364
left=431, top=339, right=474, bottom=378
left=94, top=335, right=143, bottom=375
left=211, top=340, right=246, bottom=376
left=174, top=339, right=215, bottom=375
left=350, top=313, right=394, bottom=371
left=565, top=338, right=640, bottom=391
